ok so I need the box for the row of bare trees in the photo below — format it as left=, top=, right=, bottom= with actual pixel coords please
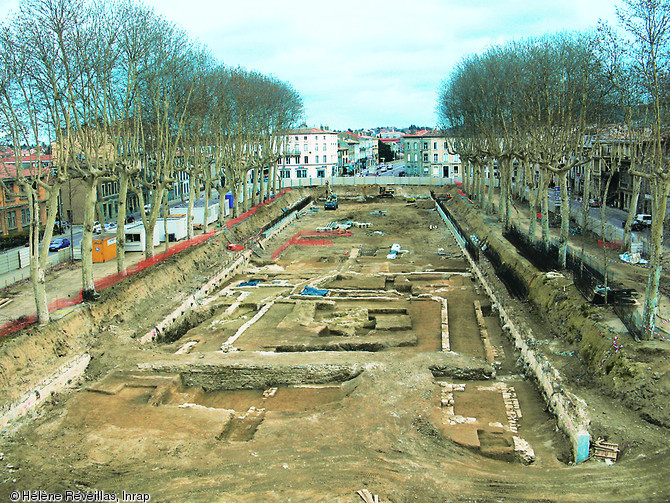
left=438, top=0, right=670, bottom=338
left=0, top=0, right=303, bottom=325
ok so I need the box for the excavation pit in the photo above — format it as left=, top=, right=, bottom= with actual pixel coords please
left=79, top=370, right=359, bottom=443
left=432, top=379, right=571, bottom=465
left=231, top=297, right=442, bottom=352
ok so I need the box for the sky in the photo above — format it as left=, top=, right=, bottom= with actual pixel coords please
left=0, top=0, right=619, bottom=131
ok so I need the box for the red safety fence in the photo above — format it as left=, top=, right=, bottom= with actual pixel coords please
left=226, top=188, right=292, bottom=229
left=0, top=229, right=216, bottom=339
left=270, top=230, right=353, bottom=260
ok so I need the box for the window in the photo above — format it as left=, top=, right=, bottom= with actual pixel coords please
left=280, top=170, right=291, bottom=179
left=423, top=153, right=429, bottom=162
left=413, top=142, right=418, bottom=150
left=443, top=153, right=449, bottom=162
left=294, top=156, right=300, bottom=164
left=453, top=166, right=459, bottom=174
left=6, top=211, right=16, bottom=230
left=323, top=144, right=326, bottom=151
left=315, top=155, right=319, bottom=163
left=433, top=153, right=438, bottom=162
left=304, top=144, right=308, bottom=152
left=317, top=169, right=325, bottom=178
left=315, top=145, right=319, bottom=151
left=304, top=156, right=309, bottom=164
left=21, top=208, right=29, bottom=226
left=423, top=142, right=428, bottom=149
left=304, top=136, right=307, bottom=140
left=285, top=157, right=291, bottom=164
left=331, top=167, right=338, bottom=176
left=433, top=142, right=437, bottom=149
left=444, top=141, right=448, bottom=149
left=297, top=169, right=307, bottom=178
left=454, top=154, right=460, bottom=162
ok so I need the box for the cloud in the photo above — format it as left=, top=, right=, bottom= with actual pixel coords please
left=0, top=0, right=620, bottom=130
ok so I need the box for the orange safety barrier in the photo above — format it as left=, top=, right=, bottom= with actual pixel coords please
left=270, top=230, right=352, bottom=260
left=226, top=189, right=292, bottom=229
left=598, top=239, right=622, bottom=251
left=0, top=229, right=217, bottom=339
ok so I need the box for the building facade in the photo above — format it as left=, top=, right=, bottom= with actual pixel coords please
left=0, top=152, right=51, bottom=236
left=402, top=131, right=462, bottom=178
left=277, top=128, right=339, bottom=180
left=337, top=132, right=379, bottom=174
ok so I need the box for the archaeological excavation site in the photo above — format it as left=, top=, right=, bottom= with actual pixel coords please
left=0, top=186, right=668, bottom=502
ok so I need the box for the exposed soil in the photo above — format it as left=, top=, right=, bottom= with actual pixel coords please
left=0, top=187, right=667, bottom=502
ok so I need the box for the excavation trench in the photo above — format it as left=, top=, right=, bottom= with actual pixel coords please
left=3, top=189, right=665, bottom=502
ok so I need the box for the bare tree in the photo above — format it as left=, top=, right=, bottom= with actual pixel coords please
left=617, top=0, right=670, bottom=337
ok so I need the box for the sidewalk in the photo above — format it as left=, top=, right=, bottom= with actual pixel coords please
left=481, top=191, right=670, bottom=339
left=0, top=228, right=215, bottom=326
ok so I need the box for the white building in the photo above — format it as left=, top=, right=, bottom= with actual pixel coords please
left=277, top=128, right=339, bottom=180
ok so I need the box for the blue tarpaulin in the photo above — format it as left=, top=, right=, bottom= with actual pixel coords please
left=301, top=287, right=328, bottom=296
left=239, top=280, right=261, bottom=287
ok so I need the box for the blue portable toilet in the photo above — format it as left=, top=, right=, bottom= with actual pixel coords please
left=225, top=192, right=234, bottom=209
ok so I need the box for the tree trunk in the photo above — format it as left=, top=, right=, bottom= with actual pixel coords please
left=116, top=172, right=130, bottom=273
left=486, top=162, right=495, bottom=214
left=267, top=161, right=275, bottom=197
left=558, top=170, right=569, bottom=268
left=259, top=164, right=266, bottom=202
left=163, top=189, right=169, bottom=253
left=187, top=177, right=196, bottom=240
left=528, top=166, right=538, bottom=240
left=252, top=165, right=259, bottom=207
left=218, top=185, right=227, bottom=226
left=203, top=183, right=210, bottom=235
left=81, top=177, right=98, bottom=300
left=234, top=181, right=243, bottom=217
left=642, top=179, right=670, bottom=338
left=28, top=190, right=49, bottom=325
left=540, top=170, right=550, bottom=249
left=143, top=191, right=163, bottom=259
left=623, top=175, right=642, bottom=251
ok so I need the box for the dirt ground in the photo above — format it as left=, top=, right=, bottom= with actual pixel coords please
left=0, top=189, right=668, bottom=502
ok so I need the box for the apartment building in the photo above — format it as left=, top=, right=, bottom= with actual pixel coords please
left=402, top=131, right=462, bottom=178
left=572, top=138, right=652, bottom=214
left=0, top=152, right=52, bottom=236
left=277, top=128, right=339, bottom=180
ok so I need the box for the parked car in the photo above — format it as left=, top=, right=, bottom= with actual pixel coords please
left=632, top=213, right=652, bottom=231
left=92, top=221, right=102, bottom=234
left=54, top=220, right=69, bottom=233
left=49, top=237, right=70, bottom=251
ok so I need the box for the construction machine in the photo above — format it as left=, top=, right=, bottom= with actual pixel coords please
left=379, top=186, right=395, bottom=198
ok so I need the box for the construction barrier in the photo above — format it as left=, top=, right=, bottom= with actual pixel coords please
left=270, top=230, right=353, bottom=260
left=226, top=188, right=292, bottom=229
left=0, top=230, right=216, bottom=339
